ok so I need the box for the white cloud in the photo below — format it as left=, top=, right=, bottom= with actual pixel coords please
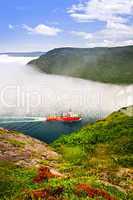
left=71, top=31, right=92, bottom=39
left=68, top=0, right=133, bottom=23
left=8, top=24, right=14, bottom=30
left=72, top=22, right=133, bottom=47
left=22, top=24, right=62, bottom=36
left=69, top=0, right=133, bottom=47
left=88, top=40, right=133, bottom=48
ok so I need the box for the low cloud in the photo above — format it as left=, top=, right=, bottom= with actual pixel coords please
left=22, top=24, right=62, bottom=36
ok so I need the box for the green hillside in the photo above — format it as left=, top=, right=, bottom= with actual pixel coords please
left=53, top=106, right=133, bottom=168
left=1, top=127, right=128, bottom=200
left=0, top=106, right=133, bottom=200
left=53, top=106, right=133, bottom=198
left=28, top=46, right=133, bottom=84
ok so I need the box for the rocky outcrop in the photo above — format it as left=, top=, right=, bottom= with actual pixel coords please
left=33, top=166, right=64, bottom=183
left=75, top=184, right=117, bottom=200
left=120, top=105, right=133, bottom=116
left=0, top=128, right=59, bottom=168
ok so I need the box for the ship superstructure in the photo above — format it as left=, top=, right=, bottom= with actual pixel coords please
left=47, top=111, right=82, bottom=122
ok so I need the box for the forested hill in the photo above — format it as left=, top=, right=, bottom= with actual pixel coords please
left=28, top=45, right=133, bottom=84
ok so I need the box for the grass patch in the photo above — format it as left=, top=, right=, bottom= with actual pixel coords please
left=7, top=138, right=26, bottom=147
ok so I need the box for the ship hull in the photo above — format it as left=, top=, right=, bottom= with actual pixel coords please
left=47, top=116, right=81, bottom=122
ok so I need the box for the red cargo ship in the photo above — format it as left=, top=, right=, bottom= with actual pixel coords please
left=47, top=112, right=82, bottom=122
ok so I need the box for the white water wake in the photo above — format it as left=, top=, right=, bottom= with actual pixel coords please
left=0, top=117, right=46, bottom=124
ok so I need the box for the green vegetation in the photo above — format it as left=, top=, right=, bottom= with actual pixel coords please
left=28, top=46, right=133, bottom=84
left=7, top=138, right=26, bottom=147
left=60, top=145, right=87, bottom=165
left=53, top=110, right=133, bottom=168
left=0, top=160, right=128, bottom=200
left=0, top=160, right=36, bottom=200
left=52, top=108, right=133, bottom=199
left=0, top=106, right=133, bottom=199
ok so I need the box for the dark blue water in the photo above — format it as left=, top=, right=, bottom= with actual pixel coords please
left=0, top=118, right=89, bottom=143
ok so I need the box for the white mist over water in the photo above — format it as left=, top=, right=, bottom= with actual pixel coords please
left=0, top=55, right=132, bottom=120
left=0, top=55, right=35, bottom=64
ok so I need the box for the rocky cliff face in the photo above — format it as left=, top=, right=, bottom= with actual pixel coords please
left=0, top=128, right=67, bottom=200
left=0, top=128, right=59, bottom=168
left=120, top=105, right=133, bottom=117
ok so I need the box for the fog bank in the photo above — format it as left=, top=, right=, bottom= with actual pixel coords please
left=0, top=55, right=132, bottom=120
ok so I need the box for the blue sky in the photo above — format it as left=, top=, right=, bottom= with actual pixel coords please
left=0, top=0, right=133, bottom=52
